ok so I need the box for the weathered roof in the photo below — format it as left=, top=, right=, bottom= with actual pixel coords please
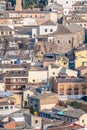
left=75, top=45, right=87, bottom=52
left=54, top=24, right=72, bottom=35
left=67, top=24, right=84, bottom=33
left=40, top=20, right=56, bottom=26
left=64, top=109, right=85, bottom=118
left=56, top=77, right=84, bottom=83
left=0, top=26, right=13, bottom=32
left=47, top=123, right=84, bottom=130
left=30, top=92, right=57, bottom=100
left=76, top=66, right=87, bottom=71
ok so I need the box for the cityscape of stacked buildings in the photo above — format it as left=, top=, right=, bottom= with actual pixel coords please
left=0, top=0, right=87, bottom=129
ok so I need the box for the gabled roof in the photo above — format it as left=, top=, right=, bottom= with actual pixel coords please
left=40, top=20, right=56, bottom=26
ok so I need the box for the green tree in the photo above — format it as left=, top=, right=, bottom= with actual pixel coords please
left=24, top=0, right=38, bottom=8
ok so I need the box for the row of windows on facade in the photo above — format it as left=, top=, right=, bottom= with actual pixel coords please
left=57, top=40, right=72, bottom=43
left=0, top=106, right=14, bottom=110
left=6, top=85, right=25, bottom=89
left=60, top=91, right=78, bottom=95
left=0, top=31, right=12, bottom=35
left=80, top=23, right=87, bottom=27
left=45, top=29, right=53, bottom=32
left=63, top=1, right=84, bottom=4
left=10, top=14, right=45, bottom=18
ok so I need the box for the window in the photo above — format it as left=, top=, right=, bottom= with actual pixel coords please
left=50, top=29, right=53, bottom=32
left=33, top=80, right=35, bottom=82
left=1, top=32, right=4, bottom=35
left=9, top=31, right=12, bottom=34
left=53, top=72, right=55, bottom=75
left=58, top=40, right=60, bottom=43
left=35, top=120, right=38, bottom=123
left=49, top=39, right=52, bottom=42
left=5, top=106, right=8, bottom=109
left=45, top=29, right=47, bottom=32
left=69, top=40, right=71, bottom=43
left=82, top=120, right=84, bottom=123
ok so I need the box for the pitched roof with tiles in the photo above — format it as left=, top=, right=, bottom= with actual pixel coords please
left=67, top=24, right=84, bottom=33
left=40, top=20, right=57, bottom=26
left=54, top=24, right=72, bottom=35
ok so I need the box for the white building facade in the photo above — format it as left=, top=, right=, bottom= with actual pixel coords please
left=28, top=69, right=48, bottom=83
left=50, top=0, right=86, bottom=15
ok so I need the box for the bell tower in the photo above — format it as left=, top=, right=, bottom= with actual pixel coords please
left=15, top=0, right=22, bottom=11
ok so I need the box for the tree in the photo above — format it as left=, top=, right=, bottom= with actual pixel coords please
left=24, top=0, right=39, bottom=8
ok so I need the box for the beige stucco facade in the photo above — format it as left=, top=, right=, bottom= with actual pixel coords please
left=79, top=114, right=87, bottom=127
left=28, top=69, right=48, bottom=84
left=75, top=48, right=87, bottom=68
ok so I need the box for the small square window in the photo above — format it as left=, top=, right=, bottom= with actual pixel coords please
left=35, top=120, right=38, bottom=123
left=50, top=29, right=53, bottom=32
left=33, top=80, right=35, bottom=82
left=45, top=29, right=47, bottom=32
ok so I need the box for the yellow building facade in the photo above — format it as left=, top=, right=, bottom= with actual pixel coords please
left=75, top=48, right=87, bottom=68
